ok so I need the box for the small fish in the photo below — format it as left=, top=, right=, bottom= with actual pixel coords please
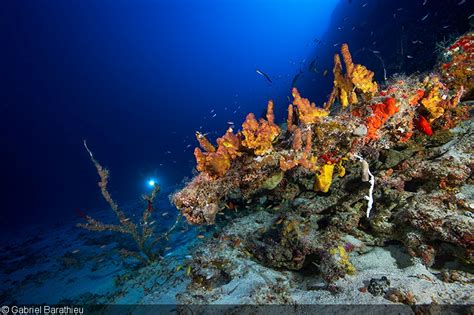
left=256, top=69, right=272, bottom=83
left=165, top=247, right=172, bottom=251
left=185, top=255, right=193, bottom=259
left=227, top=121, right=234, bottom=125
left=423, top=0, right=427, bottom=5
left=212, top=113, right=217, bottom=118
left=371, top=50, right=380, bottom=54
left=165, top=151, right=172, bottom=154
left=457, top=0, right=466, bottom=5
left=185, top=265, right=192, bottom=276
left=185, top=144, right=191, bottom=148
left=225, top=202, right=236, bottom=210
left=242, top=249, right=253, bottom=257
left=393, top=13, right=396, bottom=19
left=308, top=59, right=317, bottom=71
left=361, top=2, right=367, bottom=7
left=323, top=69, right=329, bottom=77
left=291, top=71, right=303, bottom=87
left=100, top=245, right=107, bottom=249
left=162, top=212, right=168, bottom=216
left=406, top=55, right=414, bottom=59
left=412, top=40, right=423, bottom=44
left=149, top=220, right=156, bottom=225
left=442, top=25, right=450, bottom=29
left=421, top=13, right=429, bottom=21
left=71, top=249, right=80, bottom=254
left=397, top=7, right=403, bottom=11
left=197, top=234, right=205, bottom=239
left=176, top=265, right=183, bottom=271
left=210, top=109, right=215, bottom=113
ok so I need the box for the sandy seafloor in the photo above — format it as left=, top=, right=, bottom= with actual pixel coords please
left=1, top=195, right=473, bottom=310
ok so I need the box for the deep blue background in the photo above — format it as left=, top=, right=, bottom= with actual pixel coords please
left=0, top=0, right=472, bottom=233
left=0, top=0, right=339, bottom=231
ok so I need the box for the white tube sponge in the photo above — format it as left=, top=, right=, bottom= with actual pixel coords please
left=354, top=154, right=375, bottom=218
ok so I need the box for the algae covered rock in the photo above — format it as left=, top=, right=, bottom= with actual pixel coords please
left=260, top=172, right=284, bottom=190
left=171, top=36, right=473, bottom=290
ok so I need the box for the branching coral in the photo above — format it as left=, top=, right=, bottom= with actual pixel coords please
left=79, top=141, right=180, bottom=263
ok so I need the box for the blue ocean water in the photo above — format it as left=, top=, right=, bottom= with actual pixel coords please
left=0, top=0, right=472, bottom=306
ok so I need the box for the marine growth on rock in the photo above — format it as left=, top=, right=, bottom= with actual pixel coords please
left=172, top=36, right=473, bottom=284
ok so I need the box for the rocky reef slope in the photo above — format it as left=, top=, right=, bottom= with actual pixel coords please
left=171, top=33, right=473, bottom=305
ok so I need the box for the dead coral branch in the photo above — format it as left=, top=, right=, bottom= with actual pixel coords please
left=79, top=140, right=178, bottom=263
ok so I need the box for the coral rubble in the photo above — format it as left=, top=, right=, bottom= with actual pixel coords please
left=172, top=35, right=473, bottom=285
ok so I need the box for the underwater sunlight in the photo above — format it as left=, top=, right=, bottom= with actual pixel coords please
left=0, top=0, right=473, bottom=313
